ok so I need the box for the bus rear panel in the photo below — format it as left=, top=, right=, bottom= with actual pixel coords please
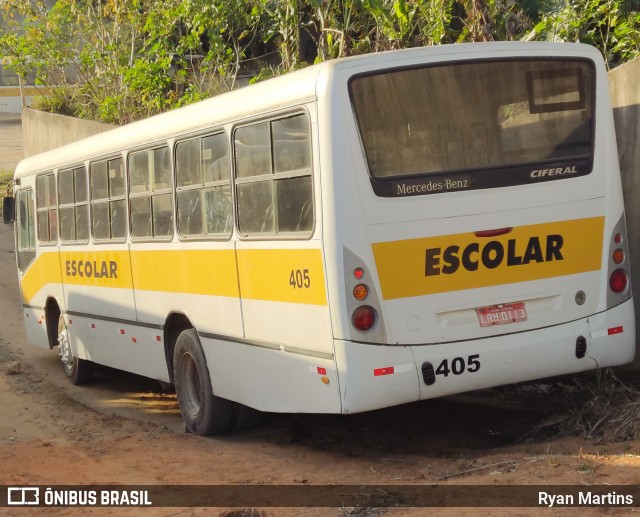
left=325, top=43, right=634, bottom=413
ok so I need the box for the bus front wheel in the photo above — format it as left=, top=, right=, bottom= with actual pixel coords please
left=173, top=329, right=233, bottom=435
left=57, top=315, right=93, bottom=385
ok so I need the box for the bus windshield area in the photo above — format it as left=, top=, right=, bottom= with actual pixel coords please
left=349, top=59, right=594, bottom=192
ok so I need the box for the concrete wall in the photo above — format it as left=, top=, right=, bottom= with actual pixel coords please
left=609, top=57, right=640, bottom=365
left=22, top=107, right=114, bottom=157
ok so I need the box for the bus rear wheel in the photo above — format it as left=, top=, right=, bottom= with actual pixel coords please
left=57, top=315, right=93, bottom=385
left=173, top=329, right=233, bottom=436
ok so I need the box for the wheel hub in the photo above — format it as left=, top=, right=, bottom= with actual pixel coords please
left=58, top=328, right=74, bottom=376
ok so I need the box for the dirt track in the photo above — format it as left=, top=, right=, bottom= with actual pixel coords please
left=1, top=114, right=640, bottom=516
left=0, top=113, right=23, bottom=173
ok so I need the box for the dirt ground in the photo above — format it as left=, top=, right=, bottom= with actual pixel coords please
left=1, top=114, right=639, bottom=516
left=2, top=322, right=640, bottom=517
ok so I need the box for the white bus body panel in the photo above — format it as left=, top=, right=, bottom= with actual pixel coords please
left=201, top=336, right=341, bottom=413
left=335, top=299, right=634, bottom=414
left=316, top=44, right=635, bottom=413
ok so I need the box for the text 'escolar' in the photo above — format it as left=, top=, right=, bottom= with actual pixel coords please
left=425, top=235, right=564, bottom=276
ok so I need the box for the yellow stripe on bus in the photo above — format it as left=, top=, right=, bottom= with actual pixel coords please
left=20, top=251, right=64, bottom=304
left=372, top=217, right=605, bottom=300
left=130, top=249, right=239, bottom=298
left=21, top=247, right=327, bottom=306
left=236, top=248, right=328, bottom=305
left=61, top=250, right=133, bottom=289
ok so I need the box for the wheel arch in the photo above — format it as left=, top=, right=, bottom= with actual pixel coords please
left=44, top=297, right=62, bottom=349
left=163, top=312, right=194, bottom=384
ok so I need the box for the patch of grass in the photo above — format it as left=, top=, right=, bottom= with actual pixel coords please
left=0, top=171, right=12, bottom=192
left=0, top=171, right=13, bottom=213
left=481, top=369, right=640, bottom=444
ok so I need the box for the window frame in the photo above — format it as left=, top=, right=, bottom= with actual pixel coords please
left=348, top=57, right=596, bottom=198
left=127, top=145, right=175, bottom=242
left=89, top=155, right=128, bottom=243
left=58, top=164, right=89, bottom=244
left=174, top=129, right=233, bottom=242
left=35, top=172, right=58, bottom=246
left=233, top=109, right=315, bottom=240
left=15, top=188, right=36, bottom=272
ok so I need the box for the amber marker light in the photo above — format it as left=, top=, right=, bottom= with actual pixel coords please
left=353, top=284, right=369, bottom=300
left=613, top=248, right=624, bottom=264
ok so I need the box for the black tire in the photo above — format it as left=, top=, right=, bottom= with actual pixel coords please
left=173, top=329, right=234, bottom=435
left=57, top=315, right=93, bottom=385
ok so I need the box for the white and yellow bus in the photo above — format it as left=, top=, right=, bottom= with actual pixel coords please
left=4, top=42, right=635, bottom=435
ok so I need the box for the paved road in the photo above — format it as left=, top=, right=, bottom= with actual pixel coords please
left=0, top=112, right=24, bottom=173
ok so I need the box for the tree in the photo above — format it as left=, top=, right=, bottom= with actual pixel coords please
left=530, top=0, right=640, bottom=69
left=1, top=0, right=639, bottom=122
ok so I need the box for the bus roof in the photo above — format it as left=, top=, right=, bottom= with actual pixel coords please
left=14, top=41, right=600, bottom=178
left=14, top=62, right=325, bottom=177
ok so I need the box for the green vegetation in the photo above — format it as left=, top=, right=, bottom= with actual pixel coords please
left=0, top=171, right=13, bottom=213
left=1, top=0, right=639, bottom=125
left=0, top=172, right=13, bottom=192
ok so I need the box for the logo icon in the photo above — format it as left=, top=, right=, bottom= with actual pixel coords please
left=7, top=487, right=40, bottom=506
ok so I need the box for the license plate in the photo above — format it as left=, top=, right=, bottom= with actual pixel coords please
left=476, top=302, right=527, bottom=327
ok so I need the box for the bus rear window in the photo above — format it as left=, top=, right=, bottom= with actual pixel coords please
left=349, top=59, right=594, bottom=196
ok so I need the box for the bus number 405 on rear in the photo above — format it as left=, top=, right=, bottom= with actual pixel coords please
left=435, top=354, right=481, bottom=377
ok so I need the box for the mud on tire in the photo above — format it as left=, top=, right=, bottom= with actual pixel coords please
left=173, top=329, right=234, bottom=436
left=57, top=315, right=93, bottom=385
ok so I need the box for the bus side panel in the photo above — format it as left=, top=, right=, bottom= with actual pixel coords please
left=333, top=339, right=419, bottom=414
left=60, top=247, right=135, bottom=320
left=129, top=244, right=244, bottom=336
left=60, top=313, right=100, bottom=364
left=235, top=244, right=333, bottom=354
left=65, top=313, right=170, bottom=381
left=58, top=245, right=140, bottom=370
left=18, top=248, right=65, bottom=349
left=202, top=336, right=341, bottom=413
left=21, top=306, right=50, bottom=351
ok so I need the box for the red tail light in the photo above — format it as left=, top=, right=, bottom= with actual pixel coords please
left=610, top=269, right=628, bottom=293
left=352, top=306, right=376, bottom=331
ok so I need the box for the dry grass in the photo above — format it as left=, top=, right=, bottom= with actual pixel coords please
left=513, top=369, right=640, bottom=444
left=558, top=370, right=640, bottom=442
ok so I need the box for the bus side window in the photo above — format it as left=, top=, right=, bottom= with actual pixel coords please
left=16, top=189, right=36, bottom=271
left=35, top=173, right=58, bottom=244
left=176, top=131, right=231, bottom=239
left=58, top=166, right=89, bottom=244
left=90, top=158, right=126, bottom=241
left=235, top=113, right=313, bottom=236
left=129, top=147, right=173, bottom=240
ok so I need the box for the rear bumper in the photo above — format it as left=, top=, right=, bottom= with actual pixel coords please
left=334, top=298, right=635, bottom=414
